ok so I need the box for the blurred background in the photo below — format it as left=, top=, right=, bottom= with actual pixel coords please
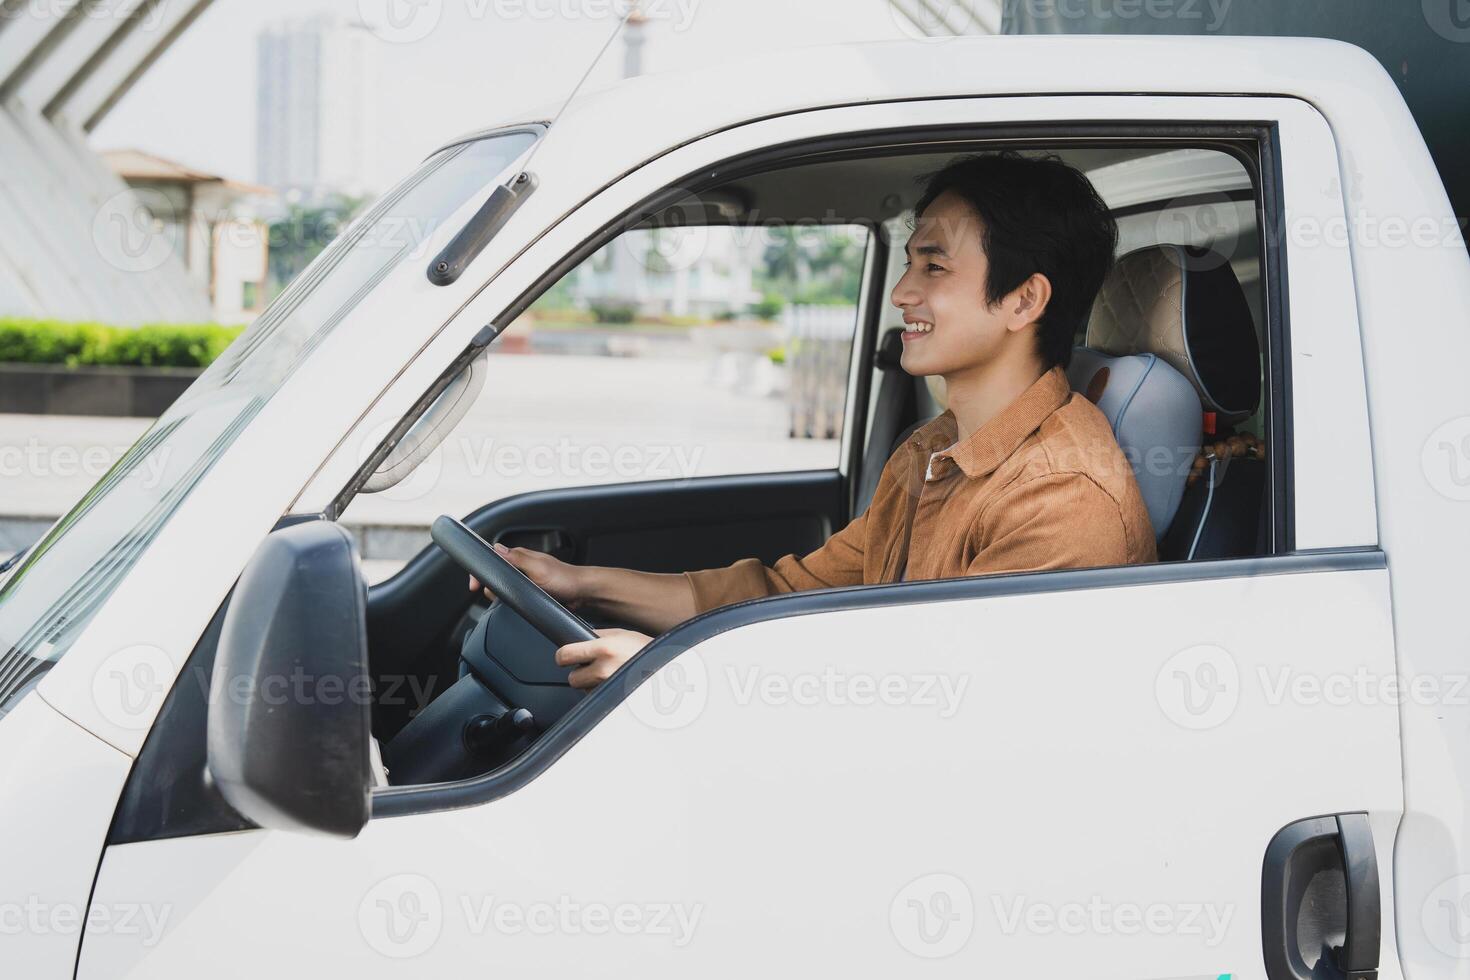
left=1, top=0, right=1465, bottom=580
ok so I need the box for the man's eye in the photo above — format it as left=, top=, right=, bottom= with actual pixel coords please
left=927, top=263, right=944, bottom=272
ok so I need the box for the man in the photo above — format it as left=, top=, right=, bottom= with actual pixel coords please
left=472, top=151, right=1155, bottom=688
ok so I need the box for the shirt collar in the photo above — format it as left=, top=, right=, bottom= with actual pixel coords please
left=910, top=365, right=1072, bottom=479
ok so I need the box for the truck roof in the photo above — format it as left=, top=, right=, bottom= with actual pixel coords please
left=442, top=33, right=1390, bottom=161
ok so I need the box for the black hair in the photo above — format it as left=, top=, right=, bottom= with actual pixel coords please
left=911, top=151, right=1118, bottom=371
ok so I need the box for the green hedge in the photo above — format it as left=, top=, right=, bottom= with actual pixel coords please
left=0, top=319, right=242, bottom=368
left=589, top=304, right=636, bottom=325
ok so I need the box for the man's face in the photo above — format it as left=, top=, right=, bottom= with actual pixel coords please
left=890, top=190, right=1014, bottom=378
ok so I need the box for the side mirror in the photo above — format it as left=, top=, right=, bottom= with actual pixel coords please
left=207, top=521, right=373, bottom=838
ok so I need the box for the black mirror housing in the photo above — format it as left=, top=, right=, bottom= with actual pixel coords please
left=207, top=521, right=373, bottom=838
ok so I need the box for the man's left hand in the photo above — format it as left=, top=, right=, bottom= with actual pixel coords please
left=555, top=628, right=653, bottom=689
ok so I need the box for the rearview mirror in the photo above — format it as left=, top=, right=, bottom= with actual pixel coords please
left=206, top=521, right=373, bottom=838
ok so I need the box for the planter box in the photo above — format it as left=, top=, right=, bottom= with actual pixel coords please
left=0, top=363, right=201, bottom=417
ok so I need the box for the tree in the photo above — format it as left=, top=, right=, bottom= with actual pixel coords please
left=265, top=194, right=368, bottom=299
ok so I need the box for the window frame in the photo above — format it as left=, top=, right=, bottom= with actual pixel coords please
left=447, top=125, right=1283, bottom=539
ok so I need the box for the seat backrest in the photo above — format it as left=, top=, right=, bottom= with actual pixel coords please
left=1075, top=243, right=1263, bottom=552
left=1065, top=349, right=1199, bottom=538
left=1087, top=243, right=1260, bottom=424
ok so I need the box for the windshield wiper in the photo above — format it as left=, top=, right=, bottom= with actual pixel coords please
left=426, top=171, right=538, bottom=286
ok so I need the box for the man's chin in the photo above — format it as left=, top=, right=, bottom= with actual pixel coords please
left=898, top=349, right=944, bottom=377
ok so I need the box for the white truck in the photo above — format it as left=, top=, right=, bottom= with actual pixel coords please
left=0, top=33, right=1465, bottom=980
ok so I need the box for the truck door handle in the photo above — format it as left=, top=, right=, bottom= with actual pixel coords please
left=1262, top=812, right=1380, bottom=980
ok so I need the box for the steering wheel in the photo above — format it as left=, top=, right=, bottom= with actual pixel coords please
left=430, top=515, right=597, bottom=648
left=381, top=516, right=598, bottom=785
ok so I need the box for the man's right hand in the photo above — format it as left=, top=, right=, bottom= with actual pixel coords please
left=469, top=542, right=587, bottom=610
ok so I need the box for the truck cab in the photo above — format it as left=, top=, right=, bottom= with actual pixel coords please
left=0, top=33, right=1465, bottom=980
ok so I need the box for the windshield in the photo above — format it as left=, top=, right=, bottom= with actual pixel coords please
left=0, top=128, right=539, bottom=718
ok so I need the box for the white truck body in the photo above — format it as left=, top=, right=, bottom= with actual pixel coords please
left=0, top=34, right=1464, bottom=979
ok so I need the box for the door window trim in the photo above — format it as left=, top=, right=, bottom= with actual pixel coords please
left=842, top=228, right=889, bottom=518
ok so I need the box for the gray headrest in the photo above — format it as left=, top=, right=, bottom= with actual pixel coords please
left=1087, top=244, right=1260, bottom=423
left=1067, top=349, right=1200, bottom=539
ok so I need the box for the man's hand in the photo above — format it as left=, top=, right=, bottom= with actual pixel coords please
left=554, top=628, right=652, bottom=689
left=463, top=546, right=696, bottom=637
left=469, top=542, right=586, bottom=609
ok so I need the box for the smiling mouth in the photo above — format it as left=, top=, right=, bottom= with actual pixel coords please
left=902, top=320, right=934, bottom=340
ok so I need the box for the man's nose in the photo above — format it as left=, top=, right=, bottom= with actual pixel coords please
left=891, top=269, right=920, bottom=309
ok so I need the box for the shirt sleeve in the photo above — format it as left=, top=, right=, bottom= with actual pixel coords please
left=967, top=472, right=1135, bottom=577
left=682, top=498, right=872, bottom=614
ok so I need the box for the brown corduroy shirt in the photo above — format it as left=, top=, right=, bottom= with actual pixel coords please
left=682, top=365, right=1157, bottom=613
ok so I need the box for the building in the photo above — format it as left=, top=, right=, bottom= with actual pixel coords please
left=256, top=15, right=378, bottom=198
left=0, top=0, right=219, bottom=324
left=571, top=231, right=763, bottom=320
left=102, top=150, right=272, bottom=325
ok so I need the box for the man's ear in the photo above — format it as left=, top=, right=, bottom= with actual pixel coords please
left=1005, top=273, right=1053, bottom=332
